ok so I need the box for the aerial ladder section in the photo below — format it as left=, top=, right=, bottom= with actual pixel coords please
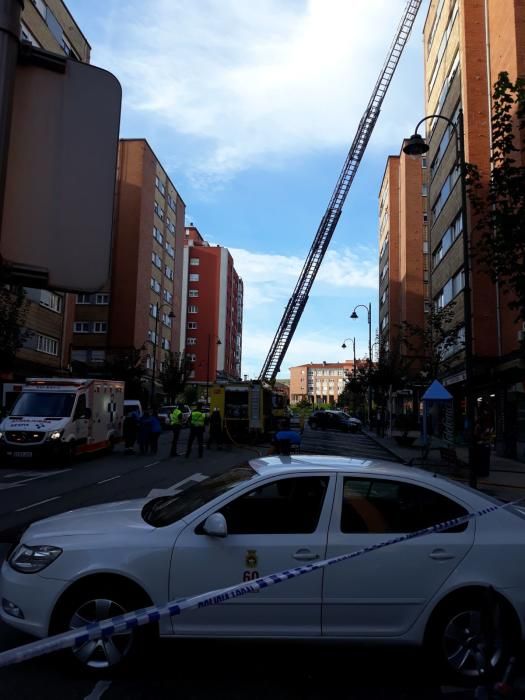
left=259, top=0, right=422, bottom=383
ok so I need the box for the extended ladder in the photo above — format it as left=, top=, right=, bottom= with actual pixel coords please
left=259, top=0, right=422, bottom=382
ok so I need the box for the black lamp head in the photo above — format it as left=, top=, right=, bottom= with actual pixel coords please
left=403, top=133, right=429, bottom=156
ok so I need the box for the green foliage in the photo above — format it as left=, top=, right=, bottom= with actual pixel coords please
left=0, top=267, right=29, bottom=371
left=184, top=384, right=198, bottom=406
left=159, top=351, right=192, bottom=403
left=467, top=72, right=525, bottom=321
left=104, top=347, right=145, bottom=400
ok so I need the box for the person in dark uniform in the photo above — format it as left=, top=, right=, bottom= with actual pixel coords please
left=207, top=408, right=223, bottom=449
left=185, top=403, right=206, bottom=458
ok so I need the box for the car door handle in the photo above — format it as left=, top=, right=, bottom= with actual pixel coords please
left=429, top=548, right=455, bottom=561
left=293, top=549, right=320, bottom=561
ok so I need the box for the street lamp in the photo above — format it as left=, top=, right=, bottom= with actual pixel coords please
left=205, top=335, right=222, bottom=402
left=342, top=337, right=357, bottom=413
left=341, top=337, right=357, bottom=379
left=148, top=302, right=175, bottom=407
left=403, top=109, right=476, bottom=486
left=351, top=303, right=372, bottom=427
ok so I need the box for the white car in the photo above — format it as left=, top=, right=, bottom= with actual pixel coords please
left=1, top=456, right=524, bottom=681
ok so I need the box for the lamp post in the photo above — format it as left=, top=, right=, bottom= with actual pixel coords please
left=403, top=109, right=476, bottom=487
left=149, top=302, right=175, bottom=407
left=205, top=335, right=222, bottom=402
left=342, top=337, right=357, bottom=414
left=351, top=303, right=372, bottom=427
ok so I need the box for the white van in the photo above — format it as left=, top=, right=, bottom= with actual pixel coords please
left=123, top=399, right=143, bottom=418
left=0, top=378, right=124, bottom=461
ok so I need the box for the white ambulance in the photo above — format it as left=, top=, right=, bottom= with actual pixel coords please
left=0, top=378, right=124, bottom=461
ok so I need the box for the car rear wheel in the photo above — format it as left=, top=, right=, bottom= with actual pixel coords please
left=426, top=592, right=518, bottom=684
left=54, top=585, right=154, bottom=674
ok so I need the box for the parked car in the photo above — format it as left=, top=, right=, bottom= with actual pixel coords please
left=123, top=399, right=143, bottom=418
left=2, top=455, right=524, bottom=681
left=157, top=404, right=191, bottom=428
left=308, top=410, right=360, bottom=433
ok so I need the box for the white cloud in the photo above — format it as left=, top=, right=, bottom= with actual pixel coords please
left=94, top=0, right=423, bottom=184
left=226, top=245, right=377, bottom=379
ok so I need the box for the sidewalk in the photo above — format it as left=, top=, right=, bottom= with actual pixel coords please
left=364, top=429, right=525, bottom=502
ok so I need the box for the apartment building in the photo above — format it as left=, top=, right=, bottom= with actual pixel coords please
left=378, top=149, right=427, bottom=416
left=379, top=153, right=428, bottom=349
left=70, top=140, right=186, bottom=396
left=422, top=0, right=524, bottom=457
left=289, top=362, right=356, bottom=406
left=181, top=225, right=243, bottom=392
left=12, top=0, right=91, bottom=378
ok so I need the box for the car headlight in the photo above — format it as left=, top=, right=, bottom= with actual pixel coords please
left=0, top=431, right=3, bottom=440
left=49, top=431, right=62, bottom=440
left=9, top=544, right=63, bottom=573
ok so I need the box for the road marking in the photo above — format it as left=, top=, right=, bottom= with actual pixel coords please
left=84, top=680, right=112, bottom=700
left=15, top=496, right=61, bottom=512
left=147, top=472, right=207, bottom=498
left=143, top=460, right=160, bottom=468
left=0, top=469, right=71, bottom=490
left=97, top=475, right=121, bottom=485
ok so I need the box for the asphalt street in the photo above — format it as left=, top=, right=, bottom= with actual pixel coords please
left=0, top=427, right=519, bottom=699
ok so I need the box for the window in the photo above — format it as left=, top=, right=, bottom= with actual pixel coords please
left=77, top=293, right=91, bottom=304
left=73, top=394, right=87, bottom=421
left=166, top=217, right=176, bottom=234
left=148, top=330, right=158, bottom=344
left=433, top=212, right=463, bottom=267
left=93, top=322, right=107, bottom=333
left=165, top=265, right=174, bottom=280
left=167, top=194, right=177, bottom=212
left=154, top=201, right=164, bottom=220
left=20, top=21, right=39, bottom=47
left=162, top=312, right=172, bottom=328
left=427, top=0, right=445, bottom=54
left=189, top=273, right=200, bottom=282
left=161, top=337, right=171, bottom=350
left=434, top=267, right=465, bottom=309
left=40, top=290, right=62, bottom=313
left=187, top=353, right=197, bottom=362
left=165, top=242, right=175, bottom=258
left=187, top=321, right=198, bottom=330
left=163, top=289, right=173, bottom=304
left=32, top=0, right=47, bottom=19
left=187, top=337, right=197, bottom=345
left=150, top=277, right=161, bottom=294
left=36, top=333, right=58, bottom=356
left=431, top=163, right=460, bottom=222
left=190, top=258, right=200, bottom=266
left=155, top=176, right=165, bottom=196
left=95, top=294, right=109, bottom=305
left=340, top=477, right=467, bottom=534
left=151, top=252, right=162, bottom=269
left=149, top=303, right=158, bottom=318
left=188, top=305, right=198, bottom=314
left=422, top=184, right=428, bottom=197
left=73, top=322, right=90, bottom=333
left=217, top=477, right=329, bottom=534
left=188, top=289, right=199, bottom=298
left=153, top=226, right=163, bottom=245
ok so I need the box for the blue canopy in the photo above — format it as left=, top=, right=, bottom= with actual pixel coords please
left=422, top=380, right=452, bottom=402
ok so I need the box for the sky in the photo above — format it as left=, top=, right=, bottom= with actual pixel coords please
left=67, top=0, right=427, bottom=380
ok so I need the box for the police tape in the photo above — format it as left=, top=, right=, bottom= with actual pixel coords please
left=0, top=496, right=523, bottom=669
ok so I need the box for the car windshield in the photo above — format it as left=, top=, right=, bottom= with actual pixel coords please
left=9, top=392, right=76, bottom=418
left=142, top=464, right=258, bottom=527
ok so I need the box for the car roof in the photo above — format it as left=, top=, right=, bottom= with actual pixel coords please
left=248, top=454, right=457, bottom=485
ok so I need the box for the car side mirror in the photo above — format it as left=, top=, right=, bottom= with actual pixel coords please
left=203, top=513, right=228, bottom=538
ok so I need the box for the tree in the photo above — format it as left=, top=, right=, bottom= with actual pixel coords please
left=0, top=267, right=29, bottom=373
left=104, top=347, right=146, bottom=401
left=467, top=72, right=525, bottom=322
left=159, top=351, right=192, bottom=403
left=399, top=303, right=464, bottom=380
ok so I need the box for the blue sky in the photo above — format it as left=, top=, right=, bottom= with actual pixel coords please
left=68, top=0, right=426, bottom=380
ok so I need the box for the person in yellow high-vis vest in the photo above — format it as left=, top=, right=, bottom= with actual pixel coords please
left=169, top=405, right=183, bottom=457
left=185, top=403, right=206, bottom=458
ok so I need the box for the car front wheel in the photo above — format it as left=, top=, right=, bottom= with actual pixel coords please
left=53, top=584, right=154, bottom=673
left=426, top=593, right=518, bottom=684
